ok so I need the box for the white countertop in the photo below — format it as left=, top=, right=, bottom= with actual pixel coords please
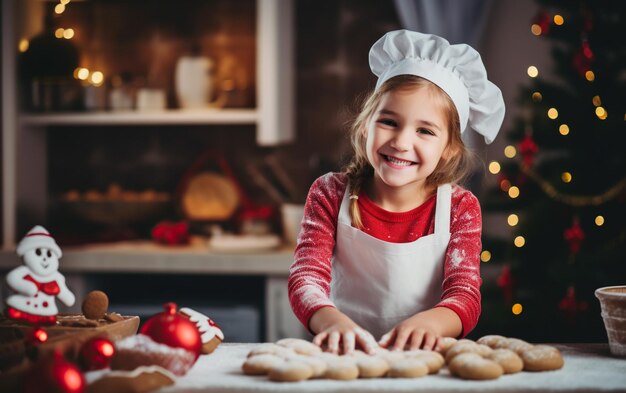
left=166, top=343, right=626, bottom=393
left=0, top=240, right=294, bottom=276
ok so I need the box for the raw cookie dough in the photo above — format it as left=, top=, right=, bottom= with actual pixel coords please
left=268, top=360, right=314, bottom=382
left=448, top=352, right=504, bottom=380
left=521, top=345, right=564, bottom=371
left=387, top=358, right=429, bottom=378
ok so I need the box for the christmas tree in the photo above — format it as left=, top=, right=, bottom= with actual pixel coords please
left=479, top=0, right=626, bottom=342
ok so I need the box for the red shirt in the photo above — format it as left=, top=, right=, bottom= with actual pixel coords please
left=287, top=172, right=483, bottom=337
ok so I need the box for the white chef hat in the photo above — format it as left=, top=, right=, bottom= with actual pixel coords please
left=369, top=30, right=505, bottom=144
left=16, top=225, right=62, bottom=258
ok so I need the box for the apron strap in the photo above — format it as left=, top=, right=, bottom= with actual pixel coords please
left=434, top=184, right=452, bottom=235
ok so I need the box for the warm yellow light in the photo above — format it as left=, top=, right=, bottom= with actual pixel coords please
left=480, top=250, right=492, bottom=263
left=559, top=124, right=570, bottom=136
left=592, top=95, right=602, bottom=106
left=596, top=106, right=607, bottom=120
left=531, top=24, right=542, bottom=36
left=54, top=3, right=65, bottom=14
left=90, top=71, right=104, bottom=86
left=585, top=70, right=595, bottom=81
left=18, top=39, right=29, bottom=53
left=500, top=179, right=511, bottom=192
left=527, top=66, right=539, bottom=78
left=547, top=108, right=559, bottom=119
left=532, top=92, right=542, bottom=102
left=504, top=145, right=517, bottom=158
left=508, top=214, right=519, bottom=226
left=55, top=28, right=65, bottom=39
left=514, top=236, right=526, bottom=247
left=77, top=68, right=90, bottom=81
left=553, top=15, right=564, bottom=25
left=561, top=172, right=572, bottom=183
left=60, top=0, right=71, bottom=4
left=63, top=28, right=74, bottom=39
left=488, top=161, right=501, bottom=174
left=595, top=216, right=605, bottom=226
left=508, top=186, right=520, bottom=199
left=512, top=303, right=523, bottom=315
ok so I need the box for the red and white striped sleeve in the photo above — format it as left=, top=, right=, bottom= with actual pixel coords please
left=287, top=173, right=347, bottom=331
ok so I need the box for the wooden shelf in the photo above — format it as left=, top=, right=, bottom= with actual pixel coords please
left=19, top=109, right=258, bottom=126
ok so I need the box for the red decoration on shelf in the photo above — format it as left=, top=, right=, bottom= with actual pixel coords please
left=79, top=337, right=115, bottom=371
left=564, top=217, right=585, bottom=255
left=238, top=204, right=274, bottom=221
left=532, top=10, right=551, bottom=35
left=139, top=302, right=202, bottom=361
left=152, top=221, right=190, bottom=245
left=497, top=264, right=515, bottom=304
left=518, top=134, right=539, bottom=167
left=24, top=351, right=85, bottom=393
left=559, top=285, right=589, bottom=325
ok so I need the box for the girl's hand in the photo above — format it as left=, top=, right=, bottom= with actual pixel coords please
left=310, top=308, right=378, bottom=355
left=379, top=307, right=463, bottom=351
left=378, top=323, right=440, bottom=352
left=378, top=313, right=440, bottom=351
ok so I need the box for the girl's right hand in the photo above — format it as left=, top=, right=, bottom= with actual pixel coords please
left=310, top=307, right=378, bottom=355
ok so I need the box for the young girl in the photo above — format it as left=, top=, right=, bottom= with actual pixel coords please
left=288, top=30, right=505, bottom=355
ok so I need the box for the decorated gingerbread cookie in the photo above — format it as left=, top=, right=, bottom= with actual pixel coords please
left=179, top=307, right=224, bottom=354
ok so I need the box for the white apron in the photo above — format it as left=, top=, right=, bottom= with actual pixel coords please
left=330, top=184, right=452, bottom=339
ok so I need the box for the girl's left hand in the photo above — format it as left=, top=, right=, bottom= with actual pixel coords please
left=378, top=313, right=441, bottom=351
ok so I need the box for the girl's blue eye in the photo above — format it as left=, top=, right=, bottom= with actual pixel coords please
left=417, top=128, right=434, bottom=135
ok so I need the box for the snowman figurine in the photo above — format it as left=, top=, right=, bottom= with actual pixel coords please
left=4, top=226, right=75, bottom=325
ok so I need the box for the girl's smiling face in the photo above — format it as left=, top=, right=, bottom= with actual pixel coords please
left=365, top=86, right=450, bottom=198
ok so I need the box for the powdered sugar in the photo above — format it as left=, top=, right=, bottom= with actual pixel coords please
left=449, top=249, right=465, bottom=267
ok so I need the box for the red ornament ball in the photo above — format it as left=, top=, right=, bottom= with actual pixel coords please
left=139, top=302, right=202, bottom=360
left=24, top=351, right=85, bottom=393
left=79, top=337, right=115, bottom=371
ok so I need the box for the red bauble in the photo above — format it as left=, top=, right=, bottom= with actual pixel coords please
left=564, top=218, right=585, bottom=255
left=559, top=286, right=589, bottom=325
left=24, top=351, right=85, bottom=393
left=518, top=134, right=539, bottom=167
left=139, top=302, right=202, bottom=360
left=79, top=337, right=115, bottom=371
left=496, top=264, right=514, bottom=304
left=572, top=49, right=592, bottom=77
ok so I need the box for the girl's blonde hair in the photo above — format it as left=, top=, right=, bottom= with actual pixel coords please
left=344, top=75, right=476, bottom=228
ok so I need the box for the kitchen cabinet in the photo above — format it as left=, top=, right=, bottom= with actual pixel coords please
left=1, top=0, right=295, bottom=248
left=1, top=0, right=299, bottom=341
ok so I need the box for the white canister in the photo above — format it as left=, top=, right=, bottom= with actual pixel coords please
left=175, top=56, right=213, bottom=109
left=136, top=88, right=166, bottom=111
left=281, top=203, right=305, bottom=245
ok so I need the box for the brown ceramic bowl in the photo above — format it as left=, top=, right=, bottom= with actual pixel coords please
left=595, top=285, right=626, bottom=357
